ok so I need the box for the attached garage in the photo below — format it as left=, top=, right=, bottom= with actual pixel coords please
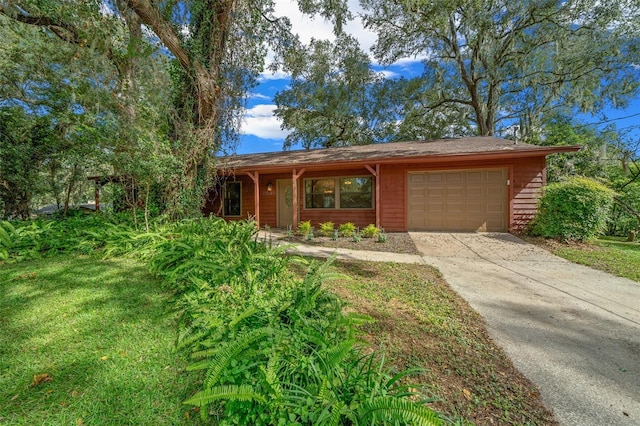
left=408, top=168, right=508, bottom=232
left=206, top=137, right=580, bottom=233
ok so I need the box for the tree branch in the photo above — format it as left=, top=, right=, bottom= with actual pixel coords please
left=124, top=0, right=191, bottom=71
left=0, top=4, right=82, bottom=44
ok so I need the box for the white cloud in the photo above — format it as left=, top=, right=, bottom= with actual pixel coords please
left=259, top=69, right=291, bottom=81
left=273, top=0, right=377, bottom=56
left=248, top=92, right=272, bottom=100
left=379, top=70, right=401, bottom=79
left=240, top=104, right=290, bottom=139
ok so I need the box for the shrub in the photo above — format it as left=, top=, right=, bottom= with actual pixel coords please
left=530, top=177, right=615, bottom=241
left=181, top=257, right=441, bottom=425
left=318, top=221, right=335, bottom=237
left=338, top=222, right=356, bottom=237
left=608, top=181, right=640, bottom=237
left=296, top=220, right=312, bottom=237
left=361, top=224, right=380, bottom=238
left=377, top=230, right=388, bottom=243
left=3, top=216, right=442, bottom=424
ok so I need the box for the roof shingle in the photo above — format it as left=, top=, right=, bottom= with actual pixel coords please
left=218, top=137, right=579, bottom=171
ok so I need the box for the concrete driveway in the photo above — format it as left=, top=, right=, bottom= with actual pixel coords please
left=410, top=232, right=640, bottom=426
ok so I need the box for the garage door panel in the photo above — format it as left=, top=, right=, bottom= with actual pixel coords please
left=466, top=186, right=483, bottom=197
left=428, top=188, right=444, bottom=197
left=410, top=173, right=426, bottom=183
left=466, top=171, right=482, bottom=181
left=487, top=202, right=505, bottom=213
left=446, top=187, right=464, bottom=197
left=446, top=172, right=464, bottom=182
left=408, top=168, right=508, bottom=232
left=427, top=202, right=445, bottom=212
left=466, top=202, right=483, bottom=214
left=487, top=170, right=505, bottom=181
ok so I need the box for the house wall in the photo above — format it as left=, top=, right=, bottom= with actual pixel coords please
left=205, top=156, right=547, bottom=232
left=510, top=156, right=546, bottom=232
left=379, top=165, right=406, bottom=232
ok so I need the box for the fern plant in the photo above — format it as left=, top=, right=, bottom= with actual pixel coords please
left=361, top=224, right=380, bottom=238
left=0, top=220, right=14, bottom=260
left=338, top=222, right=356, bottom=238
left=318, top=221, right=335, bottom=237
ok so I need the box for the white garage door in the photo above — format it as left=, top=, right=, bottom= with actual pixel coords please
left=408, top=168, right=508, bottom=232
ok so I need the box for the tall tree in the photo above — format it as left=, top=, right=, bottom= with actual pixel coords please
left=359, top=0, right=640, bottom=139
left=112, top=0, right=353, bottom=214
left=1, top=1, right=178, bottom=215
left=0, top=11, right=119, bottom=216
left=274, top=34, right=390, bottom=149
left=275, top=34, right=475, bottom=149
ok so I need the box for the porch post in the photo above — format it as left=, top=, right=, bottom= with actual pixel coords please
left=292, top=168, right=306, bottom=230
left=365, top=164, right=381, bottom=228
left=247, top=171, right=260, bottom=227
left=94, top=181, right=101, bottom=213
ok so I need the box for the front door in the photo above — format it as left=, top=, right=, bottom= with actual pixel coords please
left=277, top=179, right=294, bottom=228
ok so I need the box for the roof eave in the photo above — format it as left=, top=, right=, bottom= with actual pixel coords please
left=220, top=145, right=582, bottom=175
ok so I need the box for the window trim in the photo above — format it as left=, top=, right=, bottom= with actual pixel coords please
left=303, top=176, right=374, bottom=210
left=223, top=181, right=242, bottom=217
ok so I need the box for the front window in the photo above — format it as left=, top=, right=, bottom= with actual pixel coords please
left=304, top=176, right=373, bottom=209
left=305, top=179, right=335, bottom=208
left=340, top=177, right=373, bottom=208
left=223, top=181, right=241, bottom=216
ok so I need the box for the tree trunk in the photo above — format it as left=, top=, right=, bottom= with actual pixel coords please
left=63, top=164, right=80, bottom=215
left=124, top=0, right=236, bottom=217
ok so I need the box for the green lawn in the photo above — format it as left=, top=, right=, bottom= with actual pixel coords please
left=550, top=238, right=640, bottom=282
left=327, top=260, right=555, bottom=425
left=0, top=255, right=202, bottom=425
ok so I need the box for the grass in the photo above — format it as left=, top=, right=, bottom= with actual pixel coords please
left=0, top=255, right=202, bottom=425
left=326, top=260, right=556, bottom=425
left=527, top=236, right=640, bottom=282
left=1, top=250, right=555, bottom=425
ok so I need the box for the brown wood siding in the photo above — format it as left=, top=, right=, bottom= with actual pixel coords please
left=206, top=155, right=549, bottom=232
left=511, top=157, right=545, bottom=232
left=379, top=165, right=406, bottom=232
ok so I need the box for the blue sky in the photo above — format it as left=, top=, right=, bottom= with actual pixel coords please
left=235, top=0, right=640, bottom=155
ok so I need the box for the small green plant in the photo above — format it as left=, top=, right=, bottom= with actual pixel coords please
left=318, top=221, right=335, bottom=237
left=286, top=225, right=293, bottom=237
left=339, top=222, right=356, bottom=237
left=296, top=220, right=312, bottom=237
left=332, top=229, right=339, bottom=241
left=361, top=224, right=380, bottom=238
left=377, top=229, right=388, bottom=243
left=306, top=229, right=315, bottom=240
left=352, top=232, right=362, bottom=243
